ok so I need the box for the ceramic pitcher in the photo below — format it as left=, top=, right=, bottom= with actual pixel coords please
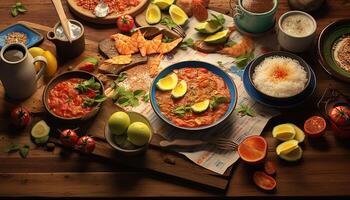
left=0, top=43, right=47, bottom=100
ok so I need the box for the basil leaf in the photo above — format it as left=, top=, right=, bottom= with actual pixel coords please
left=94, top=94, right=107, bottom=103
left=133, top=90, right=145, bottom=98
left=3, top=144, right=19, bottom=153
left=160, top=17, right=177, bottom=29
left=17, top=5, right=27, bottom=13
left=142, top=94, right=149, bottom=102
left=11, top=7, right=18, bottom=17
left=236, top=104, right=255, bottom=117
left=234, top=52, right=254, bottom=69
left=216, top=96, right=228, bottom=104
left=180, top=38, right=193, bottom=49
left=116, top=72, right=127, bottom=83
left=162, top=36, right=175, bottom=43
left=117, top=97, right=129, bottom=105
left=129, top=98, right=140, bottom=107
left=19, top=144, right=29, bottom=159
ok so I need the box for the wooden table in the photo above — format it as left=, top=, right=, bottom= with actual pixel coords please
left=1, top=0, right=350, bottom=198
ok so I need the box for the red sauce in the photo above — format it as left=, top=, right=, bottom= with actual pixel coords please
left=156, top=67, right=231, bottom=128
left=48, top=78, right=94, bottom=118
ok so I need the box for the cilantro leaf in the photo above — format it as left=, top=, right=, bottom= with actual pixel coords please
left=3, top=144, right=20, bottom=153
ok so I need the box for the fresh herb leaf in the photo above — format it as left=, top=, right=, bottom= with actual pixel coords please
left=210, top=96, right=229, bottom=110
left=162, top=36, right=175, bottom=43
left=133, top=90, right=145, bottom=97
left=180, top=38, right=194, bottom=49
left=234, top=52, right=254, bottom=69
left=17, top=5, right=27, bottom=13
left=116, top=72, right=127, bottom=83
left=3, top=144, right=20, bottom=153
left=217, top=61, right=225, bottom=68
left=11, top=6, right=18, bottom=17
left=236, top=104, right=255, bottom=117
left=10, top=1, right=27, bottom=17
left=83, top=94, right=106, bottom=107
left=113, top=87, right=147, bottom=108
left=160, top=17, right=177, bottom=29
left=173, top=105, right=192, bottom=117
left=94, top=94, right=107, bottom=103
left=19, top=144, right=29, bottom=159
left=75, top=77, right=101, bottom=93
left=142, top=94, right=150, bottom=102
left=207, top=14, right=225, bottom=26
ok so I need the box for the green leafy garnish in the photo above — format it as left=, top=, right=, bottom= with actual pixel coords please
left=19, top=144, right=29, bottom=159
left=180, top=38, right=194, bottom=49
left=162, top=36, right=175, bottom=43
left=10, top=2, right=27, bottom=17
left=207, top=14, right=226, bottom=27
left=217, top=61, right=225, bottom=68
left=83, top=94, right=107, bottom=107
left=234, top=52, right=254, bottom=69
left=112, top=87, right=148, bottom=107
left=173, top=105, right=192, bottom=117
left=75, top=77, right=101, bottom=93
left=210, top=96, right=229, bottom=110
left=236, top=104, right=255, bottom=117
left=160, top=17, right=177, bottom=29
left=3, top=144, right=20, bottom=153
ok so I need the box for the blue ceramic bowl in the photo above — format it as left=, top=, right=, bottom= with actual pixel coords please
left=150, top=61, right=238, bottom=131
left=0, top=23, right=43, bottom=49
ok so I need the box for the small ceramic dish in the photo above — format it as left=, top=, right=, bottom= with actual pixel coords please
left=277, top=11, right=317, bottom=53
left=43, top=71, right=104, bottom=123
left=0, top=23, right=44, bottom=49
left=104, top=112, right=153, bottom=155
left=248, top=51, right=312, bottom=102
left=318, top=19, right=350, bottom=83
left=150, top=61, right=238, bottom=131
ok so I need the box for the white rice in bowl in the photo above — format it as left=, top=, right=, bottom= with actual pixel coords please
left=252, top=56, right=308, bottom=98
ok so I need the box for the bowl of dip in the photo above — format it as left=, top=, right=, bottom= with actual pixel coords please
left=277, top=11, right=317, bottom=53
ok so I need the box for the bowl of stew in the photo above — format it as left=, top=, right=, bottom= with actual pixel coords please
left=43, top=71, right=105, bottom=122
left=150, top=61, right=237, bottom=131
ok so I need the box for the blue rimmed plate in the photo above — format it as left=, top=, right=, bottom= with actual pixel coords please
left=0, top=23, right=43, bottom=49
left=150, top=61, right=238, bottom=131
left=243, top=63, right=317, bottom=109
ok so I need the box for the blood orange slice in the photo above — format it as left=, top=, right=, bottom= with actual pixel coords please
left=238, top=135, right=267, bottom=164
left=304, top=116, right=327, bottom=138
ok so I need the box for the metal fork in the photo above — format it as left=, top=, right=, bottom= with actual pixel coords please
left=159, top=137, right=239, bottom=150
left=171, top=25, right=186, bottom=38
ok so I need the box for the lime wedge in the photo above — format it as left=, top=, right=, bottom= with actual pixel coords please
left=31, top=120, right=50, bottom=144
left=279, top=146, right=303, bottom=162
left=204, top=29, right=229, bottom=44
left=169, top=5, right=188, bottom=25
left=191, top=100, right=210, bottom=113
left=286, top=123, right=305, bottom=143
left=153, top=0, right=174, bottom=10
left=195, top=22, right=222, bottom=34
left=146, top=4, right=162, bottom=25
left=171, top=80, right=187, bottom=98
left=272, top=124, right=296, bottom=141
left=157, top=73, right=178, bottom=91
left=276, top=140, right=299, bottom=155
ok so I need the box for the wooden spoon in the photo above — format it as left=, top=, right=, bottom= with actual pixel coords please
left=51, top=0, right=73, bottom=43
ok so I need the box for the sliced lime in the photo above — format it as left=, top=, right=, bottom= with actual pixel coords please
left=272, top=124, right=296, bottom=141
left=191, top=99, right=210, bottom=113
left=171, top=80, right=187, bottom=98
left=276, top=140, right=299, bottom=155
left=204, top=29, right=229, bottom=44
left=156, top=73, right=178, bottom=91
left=31, top=120, right=50, bottom=144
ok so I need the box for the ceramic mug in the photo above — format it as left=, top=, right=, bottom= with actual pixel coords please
left=0, top=43, right=47, bottom=100
left=277, top=11, right=317, bottom=53
left=234, top=0, right=279, bottom=33
left=47, top=19, right=85, bottom=59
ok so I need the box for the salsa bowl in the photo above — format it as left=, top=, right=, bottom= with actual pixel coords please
left=150, top=61, right=237, bottom=131
left=43, top=71, right=105, bottom=122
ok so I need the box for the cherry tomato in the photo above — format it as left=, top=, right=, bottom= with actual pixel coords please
left=253, top=171, right=276, bottom=191
left=10, top=106, right=31, bottom=128
left=329, top=105, right=350, bottom=126
left=76, top=136, right=95, bottom=154
left=60, top=129, right=79, bottom=147
left=264, top=161, right=277, bottom=176
left=304, top=116, right=327, bottom=138
left=116, top=15, right=134, bottom=32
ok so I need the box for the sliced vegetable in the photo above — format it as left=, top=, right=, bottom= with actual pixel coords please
left=156, top=73, right=178, bottom=91
left=204, top=29, right=229, bottom=44
left=304, top=116, right=326, bottom=137
left=31, top=120, right=50, bottom=144
left=171, top=80, right=187, bottom=98
left=191, top=99, right=210, bottom=113
left=253, top=171, right=277, bottom=191
left=279, top=146, right=303, bottom=162
left=276, top=140, right=299, bottom=155
left=238, top=136, right=267, bottom=164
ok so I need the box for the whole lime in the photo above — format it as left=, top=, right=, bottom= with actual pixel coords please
left=127, top=122, right=151, bottom=146
left=108, top=112, right=130, bottom=135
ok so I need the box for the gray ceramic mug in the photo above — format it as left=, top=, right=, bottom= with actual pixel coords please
left=233, top=0, right=279, bottom=33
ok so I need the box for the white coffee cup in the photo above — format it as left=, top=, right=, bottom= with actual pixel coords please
left=277, top=11, right=317, bottom=53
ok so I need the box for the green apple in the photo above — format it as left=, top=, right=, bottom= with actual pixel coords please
left=127, top=122, right=151, bottom=146
left=108, top=112, right=130, bottom=135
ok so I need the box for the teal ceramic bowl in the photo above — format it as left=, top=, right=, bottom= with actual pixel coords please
left=318, top=19, right=350, bottom=82
left=234, top=0, right=278, bottom=33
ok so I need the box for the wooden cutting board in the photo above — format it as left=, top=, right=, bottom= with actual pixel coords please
left=10, top=21, right=234, bottom=191
left=67, top=0, right=150, bottom=24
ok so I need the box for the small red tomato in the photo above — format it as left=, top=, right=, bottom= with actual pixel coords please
left=304, top=116, right=327, bottom=138
left=10, top=106, right=31, bottom=128
left=60, top=129, right=79, bottom=147
left=329, top=105, right=350, bottom=126
left=76, top=136, right=95, bottom=154
left=116, top=15, right=134, bottom=32
left=253, top=171, right=277, bottom=191
left=264, top=161, right=277, bottom=176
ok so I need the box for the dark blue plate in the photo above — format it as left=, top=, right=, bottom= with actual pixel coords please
left=243, top=63, right=317, bottom=108
left=150, top=61, right=238, bottom=131
left=0, top=23, right=44, bottom=49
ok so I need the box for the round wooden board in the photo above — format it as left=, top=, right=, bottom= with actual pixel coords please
left=67, top=0, right=150, bottom=24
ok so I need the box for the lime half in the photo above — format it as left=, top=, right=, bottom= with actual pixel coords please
left=31, top=120, right=50, bottom=144
left=157, top=73, right=178, bottom=91
left=171, top=80, right=187, bottom=98
left=191, top=99, right=210, bottom=113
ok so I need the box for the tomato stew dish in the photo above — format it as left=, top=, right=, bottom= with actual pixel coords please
left=47, top=77, right=106, bottom=119
left=155, top=67, right=232, bottom=128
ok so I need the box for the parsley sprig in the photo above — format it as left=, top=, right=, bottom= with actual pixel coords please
left=112, top=86, right=149, bottom=107
left=236, top=104, right=255, bottom=117
left=207, top=14, right=226, bottom=27
left=10, top=1, right=27, bottom=17
left=160, top=17, right=177, bottom=29
left=75, top=77, right=101, bottom=93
